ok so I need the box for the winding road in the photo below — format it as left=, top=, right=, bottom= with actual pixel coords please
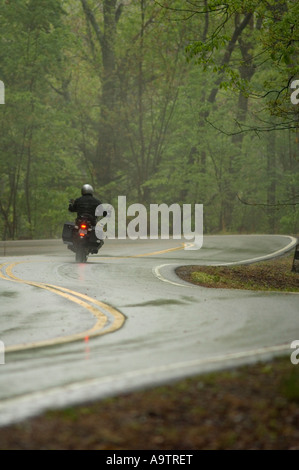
left=0, top=234, right=298, bottom=427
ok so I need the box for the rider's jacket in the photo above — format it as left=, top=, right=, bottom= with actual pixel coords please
left=68, top=194, right=102, bottom=224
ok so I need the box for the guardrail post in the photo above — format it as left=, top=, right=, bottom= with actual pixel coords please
left=292, top=243, right=299, bottom=273
left=0, top=81, right=4, bottom=104
left=0, top=341, right=5, bottom=365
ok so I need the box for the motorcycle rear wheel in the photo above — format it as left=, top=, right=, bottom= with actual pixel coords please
left=75, top=246, right=87, bottom=263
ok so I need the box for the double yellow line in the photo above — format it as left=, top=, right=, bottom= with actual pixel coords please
left=0, top=243, right=186, bottom=353
left=0, top=261, right=125, bottom=353
left=97, top=243, right=186, bottom=259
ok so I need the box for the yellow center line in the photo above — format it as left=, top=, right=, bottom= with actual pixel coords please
left=0, top=242, right=185, bottom=352
left=131, top=244, right=186, bottom=257
left=97, top=243, right=186, bottom=259
left=0, top=261, right=125, bottom=352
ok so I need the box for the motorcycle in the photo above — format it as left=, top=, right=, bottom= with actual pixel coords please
left=62, top=215, right=104, bottom=263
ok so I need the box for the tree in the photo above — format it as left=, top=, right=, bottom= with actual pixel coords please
left=0, top=0, right=76, bottom=239
left=156, top=0, right=299, bottom=231
left=80, top=0, right=124, bottom=188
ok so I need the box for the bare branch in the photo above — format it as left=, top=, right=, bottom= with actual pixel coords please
left=154, top=0, right=227, bottom=18
left=81, top=0, right=104, bottom=48
left=115, top=2, right=123, bottom=23
left=237, top=194, right=299, bottom=207
left=205, top=117, right=299, bottom=136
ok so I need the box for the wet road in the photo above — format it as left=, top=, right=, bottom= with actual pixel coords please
left=0, top=235, right=298, bottom=426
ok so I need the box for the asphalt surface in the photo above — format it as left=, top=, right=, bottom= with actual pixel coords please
left=0, top=234, right=298, bottom=427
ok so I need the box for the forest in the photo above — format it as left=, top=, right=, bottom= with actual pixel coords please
left=0, top=0, right=298, bottom=240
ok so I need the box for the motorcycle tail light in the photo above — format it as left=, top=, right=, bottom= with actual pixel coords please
left=80, top=224, right=87, bottom=229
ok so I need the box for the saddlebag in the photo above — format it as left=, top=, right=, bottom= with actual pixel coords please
left=62, top=222, right=75, bottom=243
left=89, top=228, right=104, bottom=249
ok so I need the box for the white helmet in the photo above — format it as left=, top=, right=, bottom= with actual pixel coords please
left=81, top=184, right=94, bottom=196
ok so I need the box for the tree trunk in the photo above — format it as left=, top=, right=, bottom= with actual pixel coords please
left=267, top=132, right=277, bottom=232
left=81, top=0, right=120, bottom=189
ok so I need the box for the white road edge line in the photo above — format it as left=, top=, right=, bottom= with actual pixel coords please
left=152, top=264, right=195, bottom=288
left=217, top=235, right=298, bottom=266
left=0, top=342, right=292, bottom=425
left=153, top=235, right=298, bottom=287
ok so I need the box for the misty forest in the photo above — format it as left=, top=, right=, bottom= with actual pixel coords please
left=0, top=0, right=298, bottom=240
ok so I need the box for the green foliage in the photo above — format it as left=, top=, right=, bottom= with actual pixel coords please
left=0, top=0, right=298, bottom=239
left=185, top=0, right=299, bottom=121
left=280, top=370, right=299, bottom=403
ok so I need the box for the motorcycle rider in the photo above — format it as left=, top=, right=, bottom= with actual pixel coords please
left=68, top=183, right=104, bottom=255
left=68, top=184, right=102, bottom=225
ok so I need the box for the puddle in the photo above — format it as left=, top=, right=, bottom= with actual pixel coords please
left=124, top=298, right=187, bottom=307
left=0, top=291, right=19, bottom=298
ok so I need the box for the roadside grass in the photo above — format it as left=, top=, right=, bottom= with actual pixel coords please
left=175, top=252, right=299, bottom=292
left=0, top=251, right=298, bottom=450
left=0, top=356, right=298, bottom=450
